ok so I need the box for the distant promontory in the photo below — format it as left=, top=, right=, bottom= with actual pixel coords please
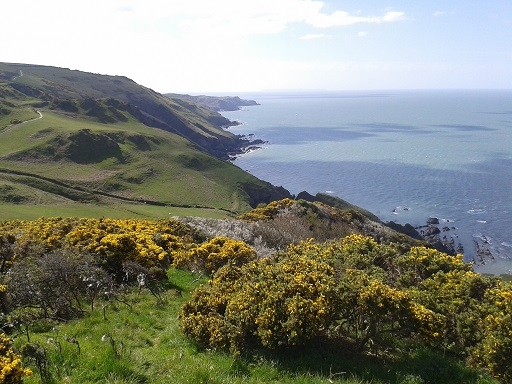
left=165, top=94, right=259, bottom=112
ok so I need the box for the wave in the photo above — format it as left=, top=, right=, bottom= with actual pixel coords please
left=467, top=209, right=486, bottom=215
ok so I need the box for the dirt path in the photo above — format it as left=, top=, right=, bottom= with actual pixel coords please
left=0, top=109, right=43, bottom=135
left=11, top=70, right=23, bottom=81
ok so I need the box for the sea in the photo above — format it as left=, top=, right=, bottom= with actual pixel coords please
left=220, top=90, right=512, bottom=275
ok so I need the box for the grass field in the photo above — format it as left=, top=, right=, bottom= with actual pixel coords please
left=0, top=109, right=274, bottom=217
left=0, top=202, right=231, bottom=221
left=1, top=62, right=290, bottom=219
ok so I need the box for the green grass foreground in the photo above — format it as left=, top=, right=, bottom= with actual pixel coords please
left=14, top=268, right=497, bottom=384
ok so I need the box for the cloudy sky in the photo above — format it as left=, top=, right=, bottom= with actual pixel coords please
left=3, top=1, right=512, bottom=93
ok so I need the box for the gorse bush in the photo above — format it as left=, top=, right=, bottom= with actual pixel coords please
left=236, top=198, right=296, bottom=222
left=0, top=208, right=510, bottom=382
left=181, top=243, right=339, bottom=352
left=173, top=236, right=257, bottom=275
left=181, top=233, right=512, bottom=382
left=470, top=282, right=512, bottom=382
left=0, top=333, right=31, bottom=383
left=0, top=217, right=203, bottom=277
left=65, top=218, right=203, bottom=275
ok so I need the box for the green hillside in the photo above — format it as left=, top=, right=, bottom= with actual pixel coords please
left=0, top=62, right=252, bottom=158
left=0, top=62, right=290, bottom=219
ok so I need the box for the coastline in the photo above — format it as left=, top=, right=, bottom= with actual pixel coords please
left=221, top=91, right=512, bottom=276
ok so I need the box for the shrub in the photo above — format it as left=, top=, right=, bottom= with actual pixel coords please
left=0, top=333, right=31, bottom=383
left=251, top=210, right=314, bottom=251
left=395, top=247, right=471, bottom=287
left=236, top=198, right=295, bottom=222
left=470, top=282, right=512, bottom=382
left=182, top=235, right=493, bottom=359
left=173, top=236, right=257, bottom=275
left=4, top=250, right=105, bottom=319
left=0, top=217, right=203, bottom=278
left=66, top=218, right=199, bottom=276
left=181, top=241, right=340, bottom=352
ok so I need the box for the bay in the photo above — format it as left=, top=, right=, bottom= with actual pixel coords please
left=221, top=90, right=512, bottom=275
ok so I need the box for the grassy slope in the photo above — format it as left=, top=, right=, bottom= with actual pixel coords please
left=0, top=62, right=238, bottom=155
left=0, top=64, right=289, bottom=219
left=0, top=110, right=266, bottom=218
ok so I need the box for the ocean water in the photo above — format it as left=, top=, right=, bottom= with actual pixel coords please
left=221, top=90, right=512, bottom=275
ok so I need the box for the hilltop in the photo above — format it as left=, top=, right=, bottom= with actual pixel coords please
left=0, top=62, right=290, bottom=219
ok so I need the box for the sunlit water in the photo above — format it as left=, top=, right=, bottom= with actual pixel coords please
left=221, top=90, right=512, bottom=275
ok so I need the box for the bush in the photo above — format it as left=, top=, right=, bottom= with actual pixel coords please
left=4, top=250, right=105, bottom=319
left=181, top=241, right=340, bottom=352
left=0, top=217, right=203, bottom=278
left=173, top=236, right=257, bottom=275
left=181, top=235, right=505, bottom=366
left=0, top=333, right=31, bottom=383
left=470, top=282, right=512, bottom=382
left=236, top=198, right=295, bottom=222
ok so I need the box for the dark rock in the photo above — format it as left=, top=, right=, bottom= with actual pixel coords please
left=296, top=191, right=316, bottom=202
left=426, top=217, right=440, bottom=225
left=424, top=225, right=441, bottom=236
left=431, top=239, right=455, bottom=255
left=241, top=182, right=292, bottom=208
left=386, top=221, right=422, bottom=240
left=416, top=217, right=459, bottom=255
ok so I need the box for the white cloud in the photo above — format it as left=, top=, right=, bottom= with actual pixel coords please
left=1, top=0, right=411, bottom=92
left=358, top=31, right=368, bottom=38
left=300, top=33, right=329, bottom=40
left=101, top=1, right=406, bottom=37
left=433, top=11, right=454, bottom=17
left=305, top=10, right=406, bottom=28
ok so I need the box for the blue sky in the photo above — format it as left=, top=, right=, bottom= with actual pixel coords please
left=3, top=1, right=512, bottom=93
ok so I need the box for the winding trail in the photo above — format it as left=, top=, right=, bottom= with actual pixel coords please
left=11, top=70, right=23, bottom=81
left=1, top=69, right=42, bottom=134
left=0, top=109, right=43, bottom=136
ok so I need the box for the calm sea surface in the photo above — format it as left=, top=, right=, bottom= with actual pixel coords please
left=221, top=90, right=512, bottom=275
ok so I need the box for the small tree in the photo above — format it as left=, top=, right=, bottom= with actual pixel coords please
left=5, top=250, right=105, bottom=319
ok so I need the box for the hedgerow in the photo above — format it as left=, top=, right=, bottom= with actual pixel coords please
left=0, top=217, right=204, bottom=277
